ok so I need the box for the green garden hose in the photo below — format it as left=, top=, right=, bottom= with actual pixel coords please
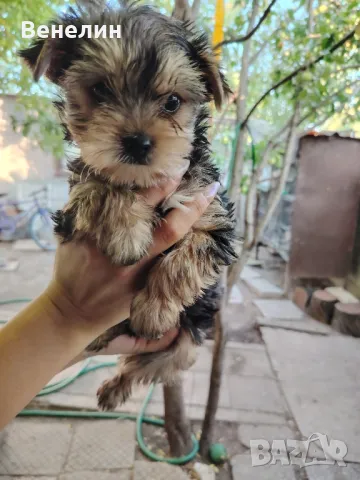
left=1, top=298, right=199, bottom=465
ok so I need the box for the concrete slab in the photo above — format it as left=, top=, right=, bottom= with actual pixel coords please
left=236, top=410, right=289, bottom=425
left=224, top=343, right=275, bottom=378
left=191, top=372, right=231, bottom=408
left=238, top=424, right=295, bottom=450
left=228, top=376, right=288, bottom=414
left=241, top=266, right=261, bottom=280
left=0, top=420, right=72, bottom=475
left=262, top=328, right=360, bottom=463
left=13, top=239, right=42, bottom=251
left=229, top=285, right=244, bottom=304
left=231, top=454, right=296, bottom=480
left=60, top=472, right=131, bottom=480
left=59, top=367, right=116, bottom=396
left=245, top=277, right=284, bottom=298
left=0, top=259, right=19, bottom=272
left=191, top=345, right=213, bottom=372
left=64, top=420, right=135, bottom=471
left=305, top=464, right=360, bottom=479
left=254, top=299, right=304, bottom=319
left=134, top=461, right=189, bottom=480
left=0, top=478, right=56, bottom=480
left=257, top=317, right=333, bottom=335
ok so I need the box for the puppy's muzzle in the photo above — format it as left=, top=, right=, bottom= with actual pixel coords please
left=122, top=133, right=153, bottom=165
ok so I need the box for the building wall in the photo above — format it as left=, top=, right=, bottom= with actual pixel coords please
left=0, top=95, right=56, bottom=195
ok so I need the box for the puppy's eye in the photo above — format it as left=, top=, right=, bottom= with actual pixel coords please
left=163, top=94, right=181, bottom=114
left=91, top=81, right=113, bottom=102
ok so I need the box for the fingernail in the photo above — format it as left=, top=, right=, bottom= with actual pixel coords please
left=174, top=161, right=190, bottom=178
left=204, top=181, right=220, bottom=198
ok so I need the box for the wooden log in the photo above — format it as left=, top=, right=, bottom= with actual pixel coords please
left=333, top=303, right=360, bottom=336
left=308, top=290, right=337, bottom=324
left=325, top=286, right=359, bottom=304
left=292, top=286, right=311, bottom=312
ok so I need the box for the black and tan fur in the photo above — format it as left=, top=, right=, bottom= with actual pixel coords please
left=20, top=2, right=236, bottom=410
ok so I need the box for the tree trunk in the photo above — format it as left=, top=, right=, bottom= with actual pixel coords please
left=308, top=290, right=337, bottom=324
left=332, top=303, right=360, bottom=337
left=227, top=103, right=299, bottom=292
left=228, top=0, right=260, bottom=204
left=200, top=271, right=227, bottom=457
left=163, top=382, right=193, bottom=457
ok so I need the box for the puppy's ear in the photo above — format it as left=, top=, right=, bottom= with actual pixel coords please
left=190, top=35, right=232, bottom=111
left=19, top=26, right=75, bottom=84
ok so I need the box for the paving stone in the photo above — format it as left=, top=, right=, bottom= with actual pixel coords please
left=65, top=420, right=135, bottom=471
left=262, top=328, right=360, bottom=463
left=134, top=460, right=189, bottom=480
left=229, top=285, right=244, bottom=304
left=60, top=471, right=131, bottom=480
left=0, top=420, right=72, bottom=475
left=231, top=454, right=296, bottom=480
left=238, top=424, right=295, bottom=449
left=245, top=277, right=284, bottom=298
left=240, top=266, right=261, bottom=280
left=254, top=299, right=304, bottom=319
left=228, top=376, right=288, bottom=414
left=191, top=372, right=231, bottom=408
left=258, top=317, right=333, bottom=335
left=305, top=464, right=360, bottom=479
left=224, top=344, right=275, bottom=378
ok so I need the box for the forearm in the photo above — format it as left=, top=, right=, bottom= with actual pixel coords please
left=0, top=284, right=126, bottom=429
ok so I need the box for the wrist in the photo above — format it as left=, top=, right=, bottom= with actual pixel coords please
left=43, top=280, right=130, bottom=336
left=43, top=280, right=97, bottom=334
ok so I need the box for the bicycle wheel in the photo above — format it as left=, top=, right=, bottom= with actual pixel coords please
left=29, top=209, right=57, bottom=251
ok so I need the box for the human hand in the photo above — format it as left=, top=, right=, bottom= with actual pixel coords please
left=45, top=178, right=220, bottom=336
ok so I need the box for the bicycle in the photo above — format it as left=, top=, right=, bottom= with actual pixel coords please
left=0, top=187, right=57, bottom=251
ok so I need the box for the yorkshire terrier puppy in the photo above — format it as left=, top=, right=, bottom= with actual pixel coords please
left=20, top=2, right=236, bottom=410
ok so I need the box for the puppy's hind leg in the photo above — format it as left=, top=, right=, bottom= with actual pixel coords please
left=97, top=329, right=197, bottom=411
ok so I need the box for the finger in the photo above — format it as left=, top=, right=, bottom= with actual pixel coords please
left=148, top=181, right=220, bottom=257
left=139, top=161, right=189, bottom=207
left=94, top=328, right=179, bottom=355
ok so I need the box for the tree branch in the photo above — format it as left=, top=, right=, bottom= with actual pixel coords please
left=210, top=94, right=237, bottom=141
left=273, top=78, right=360, bottom=145
left=227, top=141, right=274, bottom=291
left=228, top=0, right=259, bottom=201
left=307, top=0, right=314, bottom=34
left=227, top=105, right=299, bottom=291
left=241, top=27, right=356, bottom=130
left=254, top=103, right=299, bottom=242
left=214, top=0, right=277, bottom=49
left=191, top=0, right=201, bottom=19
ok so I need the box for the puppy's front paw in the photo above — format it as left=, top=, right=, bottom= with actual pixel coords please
left=130, top=290, right=181, bottom=339
left=104, top=219, right=153, bottom=266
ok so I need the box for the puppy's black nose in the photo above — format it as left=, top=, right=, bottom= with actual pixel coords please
left=122, top=133, right=153, bottom=165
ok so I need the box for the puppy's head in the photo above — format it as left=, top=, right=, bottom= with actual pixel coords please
left=20, top=5, right=230, bottom=187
